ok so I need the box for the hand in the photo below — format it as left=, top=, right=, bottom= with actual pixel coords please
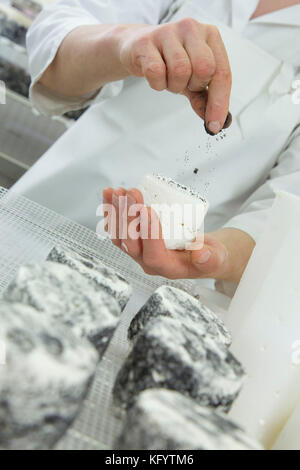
left=103, top=188, right=255, bottom=282
left=118, top=18, right=232, bottom=135
left=41, top=19, right=232, bottom=132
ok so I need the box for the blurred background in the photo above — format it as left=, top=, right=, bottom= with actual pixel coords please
left=0, top=0, right=87, bottom=188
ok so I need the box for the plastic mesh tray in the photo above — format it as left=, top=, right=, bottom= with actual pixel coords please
left=0, top=186, right=194, bottom=449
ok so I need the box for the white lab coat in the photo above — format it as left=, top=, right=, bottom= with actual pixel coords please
left=13, top=0, right=300, bottom=245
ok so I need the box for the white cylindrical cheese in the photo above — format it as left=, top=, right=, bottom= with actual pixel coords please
left=139, top=174, right=209, bottom=250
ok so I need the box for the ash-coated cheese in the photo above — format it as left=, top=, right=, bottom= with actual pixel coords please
left=114, top=317, right=244, bottom=412
left=128, top=285, right=231, bottom=347
left=4, top=261, right=121, bottom=356
left=115, top=389, right=262, bottom=450
left=0, top=16, right=27, bottom=46
left=48, top=246, right=132, bottom=311
left=0, top=302, right=98, bottom=450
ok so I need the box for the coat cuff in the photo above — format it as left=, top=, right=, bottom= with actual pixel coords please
left=29, top=19, right=124, bottom=116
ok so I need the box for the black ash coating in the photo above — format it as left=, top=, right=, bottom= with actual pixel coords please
left=115, top=389, right=262, bottom=451
left=3, top=262, right=121, bottom=357
left=0, top=302, right=98, bottom=450
left=114, top=316, right=245, bottom=412
left=128, top=285, right=232, bottom=347
left=0, top=16, right=27, bottom=46
left=0, top=59, right=30, bottom=98
left=47, top=246, right=132, bottom=311
left=154, top=174, right=207, bottom=203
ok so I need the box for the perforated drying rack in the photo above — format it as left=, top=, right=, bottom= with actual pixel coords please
left=0, top=186, right=195, bottom=450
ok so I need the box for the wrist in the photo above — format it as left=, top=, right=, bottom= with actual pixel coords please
left=211, top=228, right=255, bottom=282
left=96, top=24, right=152, bottom=79
left=92, top=24, right=131, bottom=80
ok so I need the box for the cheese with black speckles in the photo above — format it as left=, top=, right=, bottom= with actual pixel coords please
left=0, top=302, right=98, bottom=450
left=114, top=316, right=244, bottom=412
left=115, top=389, right=262, bottom=450
left=129, top=285, right=231, bottom=347
left=48, top=246, right=132, bottom=311
left=4, top=261, right=121, bottom=356
left=139, top=174, right=209, bottom=250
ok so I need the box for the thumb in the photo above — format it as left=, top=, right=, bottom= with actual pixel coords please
left=190, top=237, right=228, bottom=278
left=181, top=88, right=232, bottom=134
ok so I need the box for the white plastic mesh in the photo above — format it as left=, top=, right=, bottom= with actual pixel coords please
left=0, top=186, right=194, bottom=450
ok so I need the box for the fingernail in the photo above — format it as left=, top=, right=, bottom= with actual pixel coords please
left=205, top=121, right=222, bottom=136
left=196, top=250, right=212, bottom=264
left=204, top=123, right=216, bottom=136
left=223, top=112, right=232, bottom=129
left=121, top=242, right=129, bottom=253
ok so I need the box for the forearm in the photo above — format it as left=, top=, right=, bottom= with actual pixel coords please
left=39, top=24, right=130, bottom=97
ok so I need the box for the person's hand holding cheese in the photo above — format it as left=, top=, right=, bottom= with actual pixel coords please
left=103, top=187, right=255, bottom=283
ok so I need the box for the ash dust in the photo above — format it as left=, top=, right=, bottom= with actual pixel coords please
left=174, top=128, right=227, bottom=199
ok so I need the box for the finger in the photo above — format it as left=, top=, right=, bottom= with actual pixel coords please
left=103, top=187, right=113, bottom=232
left=121, top=189, right=144, bottom=260
left=137, top=43, right=168, bottom=91
left=103, top=187, right=113, bottom=204
left=184, top=38, right=216, bottom=92
left=190, top=236, right=228, bottom=277
left=138, top=207, right=191, bottom=279
left=181, top=88, right=208, bottom=120
left=111, top=187, right=127, bottom=247
left=205, top=26, right=232, bottom=135
left=140, top=206, right=172, bottom=275
left=161, top=37, right=192, bottom=93
left=127, top=188, right=144, bottom=205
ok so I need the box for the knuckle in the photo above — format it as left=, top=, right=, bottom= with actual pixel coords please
left=178, top=17, right=197, bottom=32
left=193, top=58, right=215, bottom=79
left=207, top=24, right=221, bottom=38
left=133, top=35, right=151, bottom=52
left=145, top=61, right=165, bottom=77
left=172, top=60, right=191, bottom=78
left=215, top=68, right=232, bottom=82
left=156, top=23, right=173, bottom=39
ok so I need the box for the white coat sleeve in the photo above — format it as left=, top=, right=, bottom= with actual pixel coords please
left=223, top=123, right=300, bottom=243
left=27, top=0, right=174, bottom=116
